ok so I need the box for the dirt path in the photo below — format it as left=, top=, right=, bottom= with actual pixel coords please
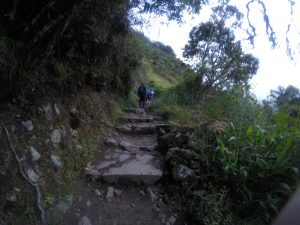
left=57, top=108, right=181, bottom=225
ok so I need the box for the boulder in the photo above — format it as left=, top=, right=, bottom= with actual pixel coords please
left=166, top=147, right=193, bottom=161
left=172, top=164, right=193, bottom=182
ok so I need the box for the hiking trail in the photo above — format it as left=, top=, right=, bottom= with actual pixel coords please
left=59, top=108, right=180, bottom=225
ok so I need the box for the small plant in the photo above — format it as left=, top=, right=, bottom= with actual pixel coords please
left=43, top=195, right=54, bottom=206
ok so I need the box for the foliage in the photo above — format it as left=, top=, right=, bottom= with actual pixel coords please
left=130, top=31, right=187, bottom=86
left=0, top=0, right=138, bottom=101
left=129, top=0, right=207, bottom=23
left=269, top=85, right=300, bottom=108
left=183, top=5, right=259, bottom=95
left=190, top=91, right=300, bottom=224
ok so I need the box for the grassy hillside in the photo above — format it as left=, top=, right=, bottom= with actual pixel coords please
left=129, top=31, right=188, bottom=95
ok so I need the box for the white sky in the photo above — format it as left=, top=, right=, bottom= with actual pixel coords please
left=134, top=0, right=300, bottom=99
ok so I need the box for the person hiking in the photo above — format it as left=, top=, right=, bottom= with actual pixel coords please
left=137, top=83, right=147, bottom=108
left=146, top=87, right=152, bottom=101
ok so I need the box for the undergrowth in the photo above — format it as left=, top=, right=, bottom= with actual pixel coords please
left=154, top=79, right=300, bottom=224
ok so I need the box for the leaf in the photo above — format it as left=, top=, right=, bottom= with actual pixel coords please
left=290, top=167, right=299, bottom=175
left=273, top=136, right=293, bottom=170
left=228, top=136, right=236, bottom=142
left=246, top=126, right=253, bottom=141
left=280, top=183, right=292, bottom=193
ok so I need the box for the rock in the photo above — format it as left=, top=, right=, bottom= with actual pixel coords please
left=165, top=215, right=177, bottom=225
left=146, top=187, right=158, bottom=202
left=50, top=154, right=62, bottom=170
left=6, top=194, right=17, bottom=203
left=86, top=200, right=92, bottom=206
left=172, top=164, right=193, bottom=182
left=106, top=186, right=114, bottom=200
left=22, top=120, right=33, bottom=131
left=166, top=147, right=193, bottom=161
left=14, top=187, right=21, bottom=192
left=158, top=128, right=166, bottom=136
left=118, top=141, right=139, bottom=152
left=94, top=189, right=101, bottom=196
left=29, top=146, right=41, bottom=161
left=51, top=129, right=61, bottom=144
left=44, top=103, right=54, bottom=120
left=78, top=216, right=92, bottom=225
left=131, top=203, right=135, bottom=208
left=101, top=153, right=163, bottom=184
left=174, top=133, right=189, bottom=147
left=114, top=189, right=122, bottom=196
left=25, top=167, right=39, bottom=183
left=103, top=138, right=118, bottom=147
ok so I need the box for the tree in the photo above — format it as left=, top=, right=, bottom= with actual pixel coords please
left=269, top=85, right=300, bottom=107
left=183, top=5, right=259, bottom=94
left=129, top=0, right=207, bottom=22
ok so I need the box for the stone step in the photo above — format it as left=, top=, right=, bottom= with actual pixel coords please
left=119, top=116, right=154, bottom=123
left=116, top=124, right=169, bottom=135
left=103, top=138, right=157, bottom=152
left=124, top=108, right=146, bottom=114
left=86, top=151, right=163, bottom=185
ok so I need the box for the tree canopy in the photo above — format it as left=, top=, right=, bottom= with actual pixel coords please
left=269, top=85, right=300, bottom=107
left=183, top=5, right=259, bottom=93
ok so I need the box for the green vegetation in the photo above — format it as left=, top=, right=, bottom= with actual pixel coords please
left=147, top=5, right=300, bottom=225
left=130, top=32, right=187, bottom=93
left=0, top=1, right=299, bottom=225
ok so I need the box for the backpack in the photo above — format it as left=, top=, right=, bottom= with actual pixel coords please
left=138, top=85, right=146, bottom=98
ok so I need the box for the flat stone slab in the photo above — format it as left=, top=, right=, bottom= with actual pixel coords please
left=86, top=149, right=163, bottom=184
left=101, top=153, right=163, bottom=184
left=124, top=108, right=146, bottom=114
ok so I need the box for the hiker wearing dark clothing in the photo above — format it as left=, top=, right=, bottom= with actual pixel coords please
left=137, top=83, right=147, bottom=108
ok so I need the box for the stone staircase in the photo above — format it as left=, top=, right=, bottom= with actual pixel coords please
left=86, top=108, right=168, bottom=185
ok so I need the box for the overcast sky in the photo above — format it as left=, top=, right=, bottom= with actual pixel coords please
left=134, top=0, right=300, bottom=100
